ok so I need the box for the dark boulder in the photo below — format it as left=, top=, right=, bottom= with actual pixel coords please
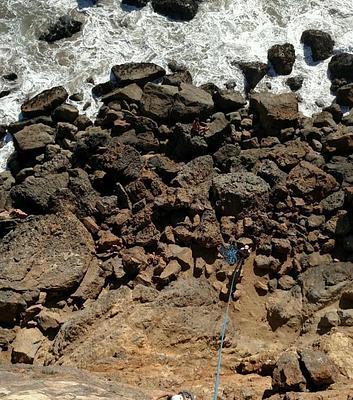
left=268, top=43, right=296, bottom=75
left=336, top=83, right=353, bottom=107
left=39, top=16, right=82, bottom=43
left=122, top=0, right=149, bottom=7
left=52, top=103, right=79, bottom=123
left=213, top=89, right=246, bottom=113
left=151, top=0, right=200, bottom=21
left=328, top=53, right=353, bottom=82
left=21, top=86, right=68, bottom=118
left=111, top=62, right=166, bottom=86
left=301, top=30, right=334, bottom=61
left=13, top=123, right=55, bottom=158
left=238, top=61, right=268, bottom=90
left=286, top=75, right=304, bottom=92
left=3, top=72, right=18, bottom=81
left=272, top=351, right=306, bottom=392
left=141, top=83, right=177, bottom=122
left=163, top=70, right=193, bottom=86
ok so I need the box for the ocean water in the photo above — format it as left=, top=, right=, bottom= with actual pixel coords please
left=1, top=0, right=353, bottom=170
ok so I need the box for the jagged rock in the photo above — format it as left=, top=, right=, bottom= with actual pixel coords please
left=11, top=328, right=44, bottom=364
left=101, top=83, right=143, bottom=104
left=301, top=30, right=335, bottom=61
left=299, top=349, right=339, bottom=389
left=39, top=16, right=82, bottom=43
left=213, top=144, right=240, bottom=172
left=147, top=155, right=182, bottom=182
left=36, top=309, right=65, bottom=332
left=0, top=290, right=27, bottom=324
left=141, top=83, right=178, bottom=121
left=319, top=311, right=340, bottom=330
left=0, top=212, right=94, bottom=296
left=172, top=155, right=214, bottom=187
left=157, top=260, right=182, bottom=285
left=254, top=255, right=279, bottom=272
left=0, top=328, right=16, bottom=349
left=194, top=209, right=223, bottom=248
left=272, top=351, right=306, bottom=391
left=268, top=43, right=296, bottom=75
left=111, top=62, right=166, bottom=86
left=336, top=83, right=353, bottom=107
left=52, top=103, right=79, bottom=123
left=10, top=173, right=69, bottom=212
left=238, top=61, right=268, bottom=90
left=151, top=0, right=200, bottom=21
left=320, top=190, right=345, bottom=214
left=21, top=86, right=68, bottom=118
left=286, top=76, right=304, bottom=92
left=338, top=309, right=353, bottom=326
left=13, top=123, right=55, bottom=158
left=211, top=172, right=270, bottom=216
left=92, top=80, right=115, bottom=98
left=256, top=159, right=287, bottom=187
left=313, top=111, right=337, bottom=128
left=213, top=89, right=246, bottom=113
left=173, top=83, right=214, bottom=122
left=328, top=53, right=353, bottom=82
left=287, top=161, right=337, bottom=201
left=160, top=244, right=193, bottom=270
left=250, top=92, right=299, bottom=133
left=163, top=70, right=193, bottom=86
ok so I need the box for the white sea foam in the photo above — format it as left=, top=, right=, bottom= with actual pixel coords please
left=0, top=0, right=353, bottom=171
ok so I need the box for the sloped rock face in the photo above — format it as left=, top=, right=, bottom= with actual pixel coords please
left=21, top=87, right=68, bottom=118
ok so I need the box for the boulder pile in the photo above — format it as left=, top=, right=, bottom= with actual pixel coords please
left=1, top=60, right=353, bottom=398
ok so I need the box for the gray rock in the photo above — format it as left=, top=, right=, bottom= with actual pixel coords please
left=13, top=123, right=55, bottom=157
left=141, top=83, right=178, bottom=122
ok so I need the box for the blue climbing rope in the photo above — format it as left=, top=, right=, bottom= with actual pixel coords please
left=213, top=247, right=243, bottom=400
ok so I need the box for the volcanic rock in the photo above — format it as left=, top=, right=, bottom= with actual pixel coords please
left=21, top=86, right=68, bottom=118
left=286, top=76, right=304, bottom=92
left=250, top=92, right=299, bottom=133
left=151, top=0, right=200, bottom=21
left=272, top=351, right=306, bottom=391
left=301, top=30, right=335, bottom=61
left=11, top=328, right=44, bottom=364
left=13, top=123, right=55, bottom=158
left=52, top=104, right=79, bottom=123
left=111, top=62, right=166, bottom=86
left=239, top=61, right=268, bottom=90
left=328, top=53, right=353, bottom=82
left=213, top=89, right=246, bottom=113
left=336, top=83, right=353, bottom=107
left=268, top=43, right=296, bottom=75
left=141, top=83, right=177, bottom=122
left=39, top=16, right=82, bottom=43
left=211, top=172, right=270, bottom=216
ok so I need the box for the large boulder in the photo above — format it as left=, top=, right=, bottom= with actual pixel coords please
left=272, top=351, right=306, bottom=392
left=101, top=83, right=143, bottom=104
left=173, top=83, right=214, bottom=122
left=250, top=92, right=299, bottom=133
left=239, top=61, right=268, bottom=90
left=10, top=172, right=69, bottom=213
left=0, top=212, right=95, bottom=296
left=211, top=172, right=270, bottom=216
left=39, top=15, right=82, bottom=43
left=11, top=328, right=45, bottom=364
left=328, top=53, right=353, bottom=82
left=141, top=83, right=178, bottom=121
left=151, top=0, right=200, bottom=21
left=336, top=83, right=353, bottom=107
left=286, top=161, right=338, bottom=201
left=301, top=30, right=334, bottom=61
left=213, top=89, right=246, bottom=113
left=21, top=86, right=68, bottom=118
left=111, top=62, right=166, bottom=86
left=13, top=123, right=55, bottom=158
left=268, top=43, right=296, bottom=75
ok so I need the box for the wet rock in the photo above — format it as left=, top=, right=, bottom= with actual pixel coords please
left=11, top=172, right=69, bottom=213
left=0, top=212, right=94, bottom=296
left=39, top=15, right=82, bottom=43
left=111, top=62, right=166, bottom=86
left=268, top=43, right=296, bottom=75
left=3, top=72, right=18, bottom=81
left=336, top=83, right=353, bottom=107
left=287, top=161, right=337, bottom=201
left=13, top=123, right=55, bottom=159
left=301, top=30, right=335, bottom=61
left=141, top=83, right=177, bottom=122
left=256, top=159, right=287, bottom=187
left=328, top=53, right=353, bottom=82
left=238, top=61, right=268, bottom=90
left=0, top=290, right=26, bottom=324
left=21, top=86, right=68, bottom=118
left=299, top=349, right=339, bottom=389
left=272, top=351, right=306, bottom=391
left=286, top=76, right=304, bottom=92
left=213, top=89, right=246, bottom=113
left=151, top=0, right=200, bottom=21
left=173, top=83, right=214, bottom=122
left=211, top=172, right=270, bottom=216
left=52, top=103, right=79, bottom=123
left=92, top=81, right=115, bottom=98
left=250, top=92, right=299, bottom=133
left=11, top=328, right=44, bottom=364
